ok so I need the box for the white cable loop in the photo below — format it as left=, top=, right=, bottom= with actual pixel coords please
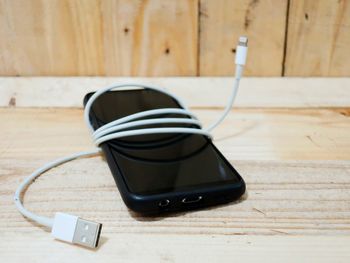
left=14, top=37, right=247, bottom=231
left=93, top=108, right=198, bottom=136
left=84, top=84, right=216, bottom=146
left=84, top=84, right=211, bottom=147
left=13, top=77, right=241, bottom=228
left=92, top=118, right=202, bottom=140
left=13, top=78, right=241, bottom=228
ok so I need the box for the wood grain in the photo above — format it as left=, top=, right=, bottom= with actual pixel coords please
left=101, top=0, right=198, bottom=76
left=0, top=0, right=105, bottom=75
left=285, top=0, right=350, bottom=76
left=0, top=0, right=198, bottom=76
left=1, top=0, right=350, bottom=77
left=2, top=77, right=350, bottom=108
left=1, top=107, right=350, bottom=261
left=0, top=108, right=350, bottom=235
left=199, top=0, right=288, bottom=76
left=1, top=107, right=350, bottom=160
left=1, top=235, right=350, bottom=263
left=3, top=156, right=350, bottom=236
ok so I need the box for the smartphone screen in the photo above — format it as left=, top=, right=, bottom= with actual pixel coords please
left=87, top=89, right=241, bottom=195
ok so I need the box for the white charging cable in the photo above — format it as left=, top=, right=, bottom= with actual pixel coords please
left=14, top=37, right=248, bottom=248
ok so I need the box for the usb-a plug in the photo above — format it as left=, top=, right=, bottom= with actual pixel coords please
left=51, top=212, right=102, bottom=248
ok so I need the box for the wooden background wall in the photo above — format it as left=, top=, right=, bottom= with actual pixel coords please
left=0, top=0, right=349, bottom=77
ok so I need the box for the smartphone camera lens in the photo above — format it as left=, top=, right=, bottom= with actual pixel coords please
left=158, top=199, right=170, bottom=207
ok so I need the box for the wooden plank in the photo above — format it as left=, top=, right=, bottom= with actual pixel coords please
left=101, top=0, right=198, bottom=76
left=202, top=108, right=350, bottom=161
left=1, top=109, right=350, bottom=236
left=199, top=0, right=288, bottom=76
left=0, top=0, right=198, bottom=76
left=3, top=154, right=350, bottom=236
left=1, top=77, right=350, bottom=108
left=285, top=0, right=350, bottom=76
left=1, top=234, right=350, bottom=263
left=1, top=107, right=350, bottom=160
left=1, top=107, right=350, bottom=261
left=0, top=0, right=105, bottom=75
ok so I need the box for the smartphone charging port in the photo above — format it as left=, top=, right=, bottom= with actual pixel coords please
left=182, top=196, right=202, bottom=204
left=158, top=199, right=170, bottom=207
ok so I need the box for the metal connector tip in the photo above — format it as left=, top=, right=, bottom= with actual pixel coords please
left=73, top=218, right=102, bottom=248
left=238, top=36, right=248, bottom=47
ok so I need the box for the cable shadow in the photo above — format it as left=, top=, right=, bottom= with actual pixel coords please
left=52, top=236, right=108, bottom=251
left=214, top=121, right=258, bottom=142
left=26, top=218, right=51, bottom=233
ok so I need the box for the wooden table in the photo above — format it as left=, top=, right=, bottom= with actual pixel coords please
left=1, top=77, right=350, bottom=262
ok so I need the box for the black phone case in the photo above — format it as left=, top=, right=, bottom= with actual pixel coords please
left=83, top=91, right=245, bottom=215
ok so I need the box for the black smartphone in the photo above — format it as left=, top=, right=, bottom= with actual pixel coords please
left=84, top=88, right=245, bottom=214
